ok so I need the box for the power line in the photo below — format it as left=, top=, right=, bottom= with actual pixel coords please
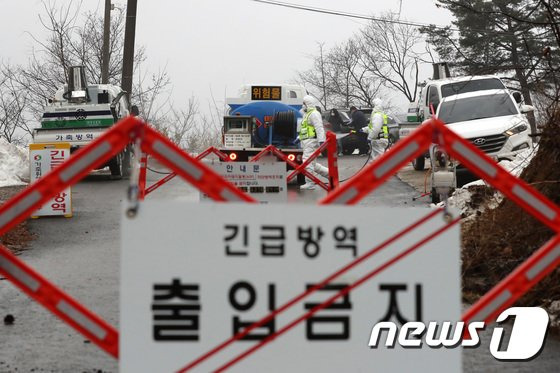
left=251, top=0, right=450, bottom=29
left=250, top=0, right=553, bottom=40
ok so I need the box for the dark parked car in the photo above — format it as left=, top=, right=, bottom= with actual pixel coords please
left=323, top=107, right=400, bottom=155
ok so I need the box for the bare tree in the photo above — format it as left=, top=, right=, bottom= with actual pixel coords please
left=143, top=89, right=221, bottom=153
left=359, top=13, right=422, bottom=103
left=134, top=66, right=172, bottom=132
left=165, top=96, right=199, bottom=147
left=183, top=117, right=222, bottom=153
left=3, top=1, right=148, bottom=122
left=1, top=0, right=220, bottom=150
left=298, top=42, right=333, bottom=108
left=328, top=38, right=384, bottom=107
left=297, top=14, right=423, bottom=109
left=192, top=90, right=228, bottom=152
left=298, top=39, right=385, bottom=109
left=0, top=70, right=32, bottom=144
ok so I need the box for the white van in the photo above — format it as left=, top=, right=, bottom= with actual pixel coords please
left=429, top=89, right=533, bottom=202
left=420, top=75, right=508, bottom=120
left=406, top=75, right=525, bottom=170
left=437, top=89, right=533, bottom=161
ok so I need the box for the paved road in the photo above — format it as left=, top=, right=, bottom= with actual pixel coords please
left=0, top=156, right=557, bottom=372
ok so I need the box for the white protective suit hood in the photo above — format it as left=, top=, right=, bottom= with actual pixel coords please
left=302, top=95, right=316, bottom=112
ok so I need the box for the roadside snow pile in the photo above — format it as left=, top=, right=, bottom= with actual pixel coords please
left=0, top=138, right=29, bottom=187
left=434, top=147, right=537, bottom=219
left=495, top=146, right=536, bottom=177
left=435, top=183, right=498, bottom=220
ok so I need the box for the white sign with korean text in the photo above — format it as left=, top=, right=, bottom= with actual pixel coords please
left=224, top=133, right=252, bottom=148
left=200, top=161, right=287, bottom=203
left=121, top=203, right=460, bottom=372
left=33, top=129, right=100, bottom=145
left=29, top=143, right=72, bottom=217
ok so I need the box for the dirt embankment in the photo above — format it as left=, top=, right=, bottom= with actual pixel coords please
left=0, top=186, right=35, bottom=254
left=462, top=111, right=560, bottom=318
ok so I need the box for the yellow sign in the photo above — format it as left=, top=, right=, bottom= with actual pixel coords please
left=251, top=86, right=282, bottom=101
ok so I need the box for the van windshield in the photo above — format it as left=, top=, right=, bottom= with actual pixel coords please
left=438, top=93, right=518, bottom=124
left=441, top=78, right=505, bottom=98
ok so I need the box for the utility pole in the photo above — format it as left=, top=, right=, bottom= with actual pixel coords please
left=120, top=0, right=138, bottom=178
left=121, top=0, right=138, bottom=101
left=101, top=0, right=112, bottom=84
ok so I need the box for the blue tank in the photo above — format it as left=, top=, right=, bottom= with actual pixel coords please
left=229, top=101, right=302, bottom=148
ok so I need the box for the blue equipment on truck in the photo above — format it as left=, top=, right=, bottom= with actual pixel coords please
left=221, top=85, right=308, bottom=183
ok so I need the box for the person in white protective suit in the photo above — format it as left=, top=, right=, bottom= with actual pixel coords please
left=367, top=98, right=389, bottom=159
left=299, top=95, right=329, bottom=190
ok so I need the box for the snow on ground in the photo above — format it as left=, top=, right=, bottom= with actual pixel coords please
left=433, top=146, right=538, bottom=218
left=0, top=138, right=29, bottom=187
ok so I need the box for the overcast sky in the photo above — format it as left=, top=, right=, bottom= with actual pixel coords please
left=0, top=0, right=453, bottom=112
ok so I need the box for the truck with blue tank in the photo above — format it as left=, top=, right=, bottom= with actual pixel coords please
left=221, top=84, right=308, bottom=183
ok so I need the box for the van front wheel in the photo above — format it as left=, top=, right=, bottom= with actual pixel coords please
left=109, top=153, right=122, bottom=179
left=412, top=156, right=425, bottom=171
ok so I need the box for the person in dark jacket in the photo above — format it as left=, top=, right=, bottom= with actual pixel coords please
left=348, top=106, right=368, bottom=131
left=339, top=106, right=370, bottom=155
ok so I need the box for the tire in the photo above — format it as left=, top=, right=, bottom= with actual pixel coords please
left=109, top=153, right=122, bottom=179
left=456, top=168, right=478, bottom=188
left=121, top=146, right=132, bottom=178
left=431, top=188, right=441, bottom=204
left=412, top=155, right=425, bottom=171
left=384, top=134, right=396, bottom=152
left=342, top=148, right=354, bottom=156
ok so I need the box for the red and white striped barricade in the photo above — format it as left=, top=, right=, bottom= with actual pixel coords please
left=141, top=131, right=339, bottom=196
left=251, top=131, right=339, bottom=192
left=0, top=117, right=255, bottom=359
left=141, top=146, right=231, bottom=198
left=0, top=116, right=559, bottom=371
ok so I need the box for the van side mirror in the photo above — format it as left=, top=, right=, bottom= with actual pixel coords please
left=512, top=91, right=522, bottom=104
left=520, top=104, right=534, bottom=114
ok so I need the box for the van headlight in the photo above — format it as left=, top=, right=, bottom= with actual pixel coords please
left=504, top=124, right=528, bottom=136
